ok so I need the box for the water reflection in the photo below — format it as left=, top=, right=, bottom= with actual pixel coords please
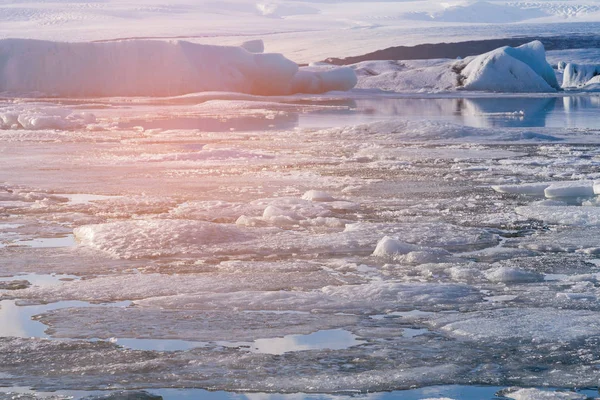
left=113, top=96, right=600, bottom=132
left=252, top=329, right=364, bottom=355
left=298, top=96, right=600, bottom=129
left=0, top=299, right=131, bottom=339
left=119, top=112, right=299, bottom=132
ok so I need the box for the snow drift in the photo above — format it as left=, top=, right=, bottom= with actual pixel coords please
left=0, top=38, right=356, bottom=97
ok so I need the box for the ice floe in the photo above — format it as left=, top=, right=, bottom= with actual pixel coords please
left=73, top=220, right=252, bottom=259
left=432, top=308, right=600, bottom=342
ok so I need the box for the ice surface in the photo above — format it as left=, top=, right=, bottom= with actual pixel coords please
left=5, top=89, right=600, bottom=394
left=301, top=190, right=335, bottom=202
left=0, top=38, right=356, bottom=97
left=372, top=236, right=422, bottom=257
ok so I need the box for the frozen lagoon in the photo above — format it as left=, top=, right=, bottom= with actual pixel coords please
left=3, top=93, right=600, bottom=399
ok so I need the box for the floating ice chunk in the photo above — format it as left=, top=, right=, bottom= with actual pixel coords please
left=397, top=249, right=455, bottom=264
left=593, top=181, right=600, bottom=195
left=556, top=292, right=597, bottom=301
left=433, top=308, right=600, bottom=342
left=262, top=205, right=295, bottom=219
left=73, top=220, right=251, bottom=259
left=544, top=180, right=594, bottom=198
left=37, top=307, right=358, bottom=342
left=516, top=205, right=600, bottom=226
left=236, top=196, right=350, bottom=229
left=562, top=63, right=600, bottom=88
left=372, top=236, right=420, bottom=257
left=503, top=387, right=588, bottom=400
left=301, top=190, right=335, bottom=202
left=491, top=182, right=551, bottom=196
left=0, top=38, right=356, bottom=97
left=0, top=105, right=96, bottom=131
left=484, top=266, right=543, bottom=283
left=461, top=41, right=560, bottom=93
left=16, top=269, right=343, bottom=303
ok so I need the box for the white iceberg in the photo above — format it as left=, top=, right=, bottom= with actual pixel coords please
left=0, top=38, right=356, bottom=97
left=460, top=41, right=560, bottom=92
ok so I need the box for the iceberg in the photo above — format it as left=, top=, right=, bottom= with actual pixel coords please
left=460, top=41, right=560, bottom=92
left=0, top=38, right=356, bottom=97
left=562, top=62, right=600, bottom=88
left=354, top=41, right=560, bottom=93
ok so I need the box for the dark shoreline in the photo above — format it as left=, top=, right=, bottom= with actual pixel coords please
left=321, top=35, right=600, bottom=65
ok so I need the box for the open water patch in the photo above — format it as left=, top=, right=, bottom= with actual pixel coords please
left=0, top=299, right=131, bottom=339
left=85, top=329, right=365, bottom=354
